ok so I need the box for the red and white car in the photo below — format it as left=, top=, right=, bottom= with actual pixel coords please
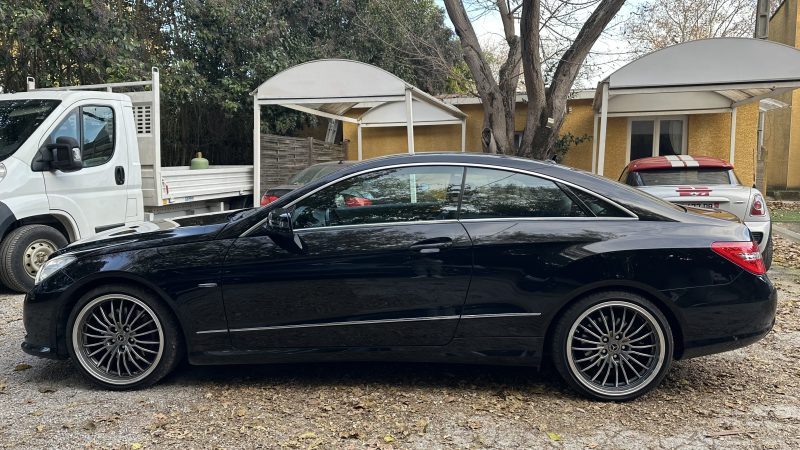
left=620, top=155, right=772, bottom=269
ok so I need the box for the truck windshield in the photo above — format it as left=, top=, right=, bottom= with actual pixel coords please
left=0, top=99, right=61, bottom=161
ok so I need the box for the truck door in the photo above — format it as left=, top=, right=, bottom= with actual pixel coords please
left=41, top=102, right=129, bottom=237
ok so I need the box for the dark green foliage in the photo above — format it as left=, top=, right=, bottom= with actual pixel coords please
left=0, top=0, right=461, bottom=165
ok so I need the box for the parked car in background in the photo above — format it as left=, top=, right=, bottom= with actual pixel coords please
left=260, top=160, right=356, bottom=205
left=620, top=155, right=772, bottom=269
left=24, top=153, right=776, bottom=401
left=0, top=70, right=252, bottom=293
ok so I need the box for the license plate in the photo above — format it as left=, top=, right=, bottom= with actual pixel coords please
left=684, top=202, right=719, bottom=209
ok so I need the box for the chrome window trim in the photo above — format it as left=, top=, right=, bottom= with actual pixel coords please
left=243, top=162, right=639, bottom=236
left=195, top=312, right=543, bottom=334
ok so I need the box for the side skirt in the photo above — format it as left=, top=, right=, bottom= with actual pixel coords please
left=187, top=336, right=544, bottom=368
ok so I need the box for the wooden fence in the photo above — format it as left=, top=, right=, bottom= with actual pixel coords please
left=259, top=134, right=347, bottom=192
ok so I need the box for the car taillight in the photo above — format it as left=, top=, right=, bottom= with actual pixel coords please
left=260, top=194, right=280, bottom=206
left=344, top=196, right=372, bottom=207
left=711, top=241, right=766, bottom=275
left=749, top=193, right=766, bottom=216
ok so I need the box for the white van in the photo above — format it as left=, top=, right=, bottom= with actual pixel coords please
left=0, top=69, right=253, bottom=292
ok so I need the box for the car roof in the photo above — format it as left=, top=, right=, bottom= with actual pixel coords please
left=627, top=155, right=733, bottom=172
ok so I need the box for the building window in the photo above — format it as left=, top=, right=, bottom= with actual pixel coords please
left=628, top=117, right=687, bottom=162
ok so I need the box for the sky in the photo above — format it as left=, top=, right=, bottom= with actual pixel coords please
left=433, top=0, right=646, bottom=87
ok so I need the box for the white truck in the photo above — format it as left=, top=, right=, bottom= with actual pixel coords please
left=0, top=69, right=253, bottom=292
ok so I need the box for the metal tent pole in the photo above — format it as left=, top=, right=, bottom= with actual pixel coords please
left=253, top=101, right=261, bottom=207
left=357, top=124, right=363, bottom=161
left=405, top=89, right=415, bottom=154
left=597, top=83, right=609, bottom=176
left=729, top=107, right=737, bottom=165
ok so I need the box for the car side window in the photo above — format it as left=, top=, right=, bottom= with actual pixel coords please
left=45, top=105, right=115, bottom=168
left=81, top=106, right=115, bottom=167
left=569, top=188, right=630, bottom=217
left=48, top=109, right=80, bottom=144
left=292, top=166, right=464, bottom=229
left=460, top=167, right=587, bottom=219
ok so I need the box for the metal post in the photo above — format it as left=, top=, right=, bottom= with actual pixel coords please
left=151, top=67, right=163, bottom=204
left=253, top=101, right=261, bottom=206
left=597, top=83, right=609, bottom=176
left=357, top=124, right=363, bottom=161
left=461, top=119, right=466, bottom=152
left=729, top=107, right=737, bottom=165
left=591, top=114, right=599, bottom=173
left=405, top=89, right=415, bottom=154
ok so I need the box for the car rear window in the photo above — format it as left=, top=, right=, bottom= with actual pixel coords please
left=637, top=168, right=733, bottom=186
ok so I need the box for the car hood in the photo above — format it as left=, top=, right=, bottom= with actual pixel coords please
left=62, top=211, right=232, bottom=257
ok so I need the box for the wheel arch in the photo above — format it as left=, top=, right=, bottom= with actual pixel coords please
left=4, top=213, right=79, bottom=243
left=56, top=272, right=187, bottom=356
left=542, top=282, right=686, bottom=361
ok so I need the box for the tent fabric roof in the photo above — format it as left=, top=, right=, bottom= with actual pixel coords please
left=253, top=59, right=465, bottom=120
left=359, top=100, right=463, bottom=127
left=595, top=38, right=800, bottom=114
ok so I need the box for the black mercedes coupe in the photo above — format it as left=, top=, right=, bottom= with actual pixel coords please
left=22, top=153, right=776, bottom=401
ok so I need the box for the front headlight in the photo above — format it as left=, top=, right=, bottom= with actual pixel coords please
left=35, top=254, right=76, bottom=285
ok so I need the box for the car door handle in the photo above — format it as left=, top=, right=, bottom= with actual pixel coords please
left=115, top=166, right=125, bottom=185
left=410, top=238, right=453, bottom=253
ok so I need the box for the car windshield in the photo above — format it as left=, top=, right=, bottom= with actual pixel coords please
left=288, top=163, right=352, bottom=184
left=637, top=168, right=734, bottom=186
left=0, top=99, right=61, bottom=161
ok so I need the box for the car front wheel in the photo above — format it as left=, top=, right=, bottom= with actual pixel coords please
left=66, top=285, right=183, bottom=389
left=551, top=291, right=674, bottom=401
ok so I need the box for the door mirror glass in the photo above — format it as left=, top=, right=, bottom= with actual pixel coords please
left=267, top=207, right=293, bottom=233
left=47, top=136, right=83, bottom=172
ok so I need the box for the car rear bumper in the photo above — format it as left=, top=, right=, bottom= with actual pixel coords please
left=672, top=272, right=777, bottom=359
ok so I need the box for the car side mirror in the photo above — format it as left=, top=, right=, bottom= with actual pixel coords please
left=266, top=208, right=293, bottom=235
left=47, top=137, right=83, bottom=172
left=264, top=207, right=304, bottom=253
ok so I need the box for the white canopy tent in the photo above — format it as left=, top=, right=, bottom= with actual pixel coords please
left=252, top=59, right=467, bottom=202
left=592, top=38, right=800, bottom=175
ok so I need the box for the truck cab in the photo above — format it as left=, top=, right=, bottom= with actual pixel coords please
left=0, top=90, right=144, bottom=292
left=0, top=69, right=253, bottom=292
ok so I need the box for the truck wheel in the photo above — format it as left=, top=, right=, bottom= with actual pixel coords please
left=0, top=225, right=68, bottom=293
left=762, top=234, right=773, bottom=271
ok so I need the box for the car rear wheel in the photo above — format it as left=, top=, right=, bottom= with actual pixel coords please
left=0, top=225, right=68, bottom=293
left=551, top=291, right=673, bottom=401
left=66, top=285, right=183, bottom=390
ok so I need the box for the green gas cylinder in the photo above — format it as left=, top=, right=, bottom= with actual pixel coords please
left=190, top=152, right=209, bottom=170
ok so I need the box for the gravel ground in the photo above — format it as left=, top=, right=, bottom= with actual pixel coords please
left=1, top=239, right=799, bottom=449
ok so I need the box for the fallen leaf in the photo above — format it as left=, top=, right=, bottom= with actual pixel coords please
left=35, top=425, right=44, bottom=432
left=38, top=387, right=56, bottom=394
left=415, top=419, right=429, bottom=434
left=547, top=432, right=562, bottom=441
left=298, top=431, right=317, bottom=439
left=384, top=434, right=396, bottom=443
left=131, top=443, right=143, bottom=450
left=14, top=364, right=32, bottom=372
left=0, top=379, right=6, bottom=392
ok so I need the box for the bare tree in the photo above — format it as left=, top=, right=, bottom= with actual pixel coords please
left=624, top=0, right=757, bottom=56
left=444, top=0, right=626, bottom=158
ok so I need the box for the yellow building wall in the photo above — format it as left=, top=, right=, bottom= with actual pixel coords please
left=764, top=0, right=800, bottom=190
left=560, top=99, right=595, bottom=171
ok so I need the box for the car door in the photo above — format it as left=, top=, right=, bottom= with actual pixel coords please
left=40, top=102, right=129, bottom=237
left=222, top=165, right=473, bottom=349
left=455, top=166, right=635, bottom=339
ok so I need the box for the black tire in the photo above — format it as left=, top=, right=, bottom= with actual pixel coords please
left=66, top=284, right=183, bottom=390
left=762, top=234, right=773, bottom=271
left=0, top=225, right=68, bottom=293
left=550, top=291, right=674, bottom=401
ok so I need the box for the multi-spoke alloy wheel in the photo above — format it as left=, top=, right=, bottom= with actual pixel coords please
left=552, top=292, right=673, bottom=401
left=72, top=294, right=165, bottom=385
left=67, top=284, right=183, bottom=389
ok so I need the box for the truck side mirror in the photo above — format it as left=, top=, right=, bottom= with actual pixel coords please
left=47, top=137, right=83, bottom=172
